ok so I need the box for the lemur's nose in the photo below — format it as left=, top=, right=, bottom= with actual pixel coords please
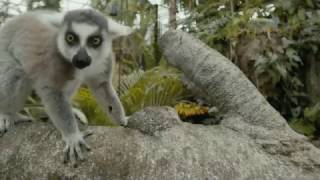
left=72, top=48, right=91, bottom=69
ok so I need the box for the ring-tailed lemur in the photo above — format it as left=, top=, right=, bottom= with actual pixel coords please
left=0, top=9, right=132, bottom=166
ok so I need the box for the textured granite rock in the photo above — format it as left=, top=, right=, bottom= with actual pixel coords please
left=1, top=107, right=320, bottom=180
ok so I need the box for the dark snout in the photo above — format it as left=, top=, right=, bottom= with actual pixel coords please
left=72, top=48, right=91, bottom=69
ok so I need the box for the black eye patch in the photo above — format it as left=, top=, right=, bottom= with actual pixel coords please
left=87, top=35, right=103, bottom=48
left=65, top=31, right=79, bottom=46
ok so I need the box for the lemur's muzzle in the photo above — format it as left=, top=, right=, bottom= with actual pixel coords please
left=72, top=48, right=91, bottom=69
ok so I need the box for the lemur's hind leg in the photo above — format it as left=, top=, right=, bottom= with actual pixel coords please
left=0, top=59, right=32, bottom=136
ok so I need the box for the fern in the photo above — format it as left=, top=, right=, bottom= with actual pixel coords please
left=117, top=69, right=144, bottom=97
left=289, top=118, right=315, bottom=137
left=121, top=66, right=187, bottom=115
left=73, top=87, right=115, bottom=126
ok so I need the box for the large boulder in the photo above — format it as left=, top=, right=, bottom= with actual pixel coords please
left=1, top=107, right=320, bottom=179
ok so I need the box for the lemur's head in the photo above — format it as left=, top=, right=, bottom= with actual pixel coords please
left=57, top=9, right=132, bottom=69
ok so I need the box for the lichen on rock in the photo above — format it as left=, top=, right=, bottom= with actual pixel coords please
left=127, top=106, right=181, bottom=136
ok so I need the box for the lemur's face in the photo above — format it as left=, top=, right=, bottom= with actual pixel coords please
left=58, top=23, right=109, bottom=69
left=57, top=9, right=132, bottom=70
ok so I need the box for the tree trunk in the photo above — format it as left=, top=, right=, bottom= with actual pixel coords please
left=154, top=5, right=161, bottom=65
left=168, top=0, right=177, bottom=29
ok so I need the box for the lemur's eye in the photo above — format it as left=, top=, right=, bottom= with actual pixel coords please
left=88, top=36, right=103, bottom=48
left=93, top=37, right=101, bottom=45
left=65, top=32, right=78, bottom=46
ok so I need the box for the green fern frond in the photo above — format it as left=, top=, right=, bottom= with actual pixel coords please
left=118, top=69, right=145, bottom=97
left=120, top=66, right=187, bottom=115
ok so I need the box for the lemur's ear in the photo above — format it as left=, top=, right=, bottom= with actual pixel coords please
left=107, top=18, right=133, bottom=38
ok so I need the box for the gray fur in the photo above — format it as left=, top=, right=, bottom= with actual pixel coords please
left=0, top=9, right=132, bottom=166
left=63, top=9, right=108, bottom=31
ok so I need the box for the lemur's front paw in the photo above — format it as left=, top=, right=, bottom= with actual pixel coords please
left=62, top=130, right=93, bottom=167
left=123, top=116, right=130, bottom=127
left=0, top=113, right=34, bottom=136
left=0, top=114, right=10, bottom=136
left=112, top=117, right=128, bottom=127
left=117, top=116, right=128, bottom=127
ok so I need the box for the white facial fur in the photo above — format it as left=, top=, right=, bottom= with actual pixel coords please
left=72, top=23, right=99, bottom=46
left=57, top=23, right=100, bottom=60
left=57, top=23, right=110, bottom=76
left=57, top=17, right=133, bottom=78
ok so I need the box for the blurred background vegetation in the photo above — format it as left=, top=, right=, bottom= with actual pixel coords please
left=1, top=0, right=320, bottom=138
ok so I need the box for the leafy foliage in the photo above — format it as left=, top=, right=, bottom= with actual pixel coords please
left=175, top=102, right=208, bottom=119
left=182, top=0, right=320, bottom=136
left=27, top=0, right=61, bottom=10
left=121, top=66, right=188, bottom=115
left=117, top=69, right=145, bottom=97
left=92, top=0, right=159, bottom=75
left=289, top=118, right=315, bottom=137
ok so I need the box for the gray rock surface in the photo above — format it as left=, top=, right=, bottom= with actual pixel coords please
left=127, top=106, right=181, bottom=136
left=159, top=30, right=291, bottom=132
left=1, top=107, right=320, bottom=180
left=1, top=30, right=320, bottom=179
